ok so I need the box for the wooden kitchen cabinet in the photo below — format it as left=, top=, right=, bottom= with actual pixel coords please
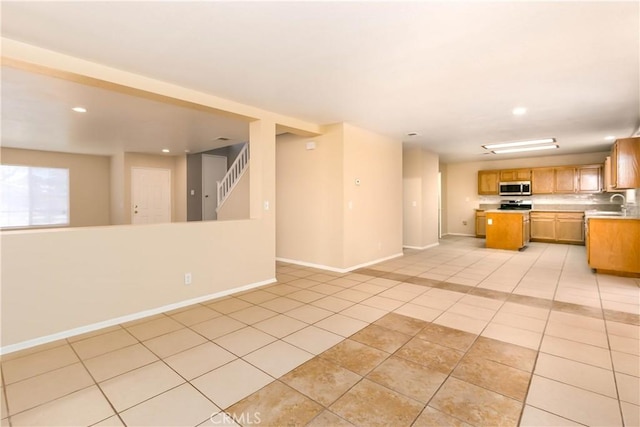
left=610, top=137, right=640, bottom=189
left=478, top=170, right=499, bottom=195
left=531, top=211, right=584, bottom=244
left=500, top=169, right=531, bottom=181
left=554, top=167, right=577, bottom=193
left=485, top=212, right=529, bottom=250
left=587, top=218, right=640, bottom=276
left=576, top=165, right=602, bottom=193
left=531, top=168, right=555, bottom=194
left=475, top=210, right=486, bottom=237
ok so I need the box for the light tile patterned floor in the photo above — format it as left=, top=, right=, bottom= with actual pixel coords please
left=1, top=236, right=639, bottom=426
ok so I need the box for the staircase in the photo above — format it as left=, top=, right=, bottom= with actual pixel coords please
left=217, top=143, right=249, bottom=212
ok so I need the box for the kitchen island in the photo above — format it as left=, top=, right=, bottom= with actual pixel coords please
left=586, top=215, right=640, bottom=276
left=485, top=210, right=530, bottom=251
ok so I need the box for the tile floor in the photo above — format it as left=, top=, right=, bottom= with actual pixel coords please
left=1, top=236, right=639, bottom=426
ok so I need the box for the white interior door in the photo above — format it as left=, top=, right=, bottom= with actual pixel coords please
left=202, top=154, right=227, bottom=220
left=131, top=167, right=171, bottom=224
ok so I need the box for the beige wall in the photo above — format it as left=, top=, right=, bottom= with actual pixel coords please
left=402, top=145, right=440, bottom=248
left=110, top=151, right=126, bottom=225
left=443, top=151, right=609, bottom=235
left=217, top=169, right=250, bottom=221
left=342, top=123, right=403, bottom=267
left=123, top=153, right=187, bottom=223
left=276, top=123, right=402, bottom=270
left=1, top=148, right=111, bottom=227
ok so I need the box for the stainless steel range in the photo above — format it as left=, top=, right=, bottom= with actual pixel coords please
left=499, top=200, right=533, bottom=210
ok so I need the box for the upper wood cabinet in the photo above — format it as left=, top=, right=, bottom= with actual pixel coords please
left=478, top=170, right=499, bottom=195
left=611, top=137, right=640, bottom=189
left=531, top=168, right=555, bottom=194
left=576, top=165, right=602, bottom=193
left=499, top=169, right=531, bottom=182
left=554, top=167, right=576, bottom=193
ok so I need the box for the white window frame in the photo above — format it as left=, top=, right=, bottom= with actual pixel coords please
left=1, top=164, right=70, bottom=229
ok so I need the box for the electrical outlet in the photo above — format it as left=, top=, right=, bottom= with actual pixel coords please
left=184, top=273, right=192, bottom=285
left=462, top=220, right=468, bottom=226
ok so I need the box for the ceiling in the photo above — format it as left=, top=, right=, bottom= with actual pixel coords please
left=1, top=1, right=639, bottom=162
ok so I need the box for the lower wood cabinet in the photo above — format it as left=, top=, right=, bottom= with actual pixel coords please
left=587, top=218, right=640, bottom=275
left=475, top=210, right=486, bottom=237
left=530, top=211, right=584, bottom=244
left=485, top=212, right=529, bottom=250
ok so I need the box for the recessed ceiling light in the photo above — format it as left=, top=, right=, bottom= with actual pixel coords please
left=184, top=149, right=191, bottom=153
left=162, top=149, right=170, bottom=153
left=483, top=138, right=555, bottom=150
left=492, top=144, right=558, bottom=154
left=604, top=136, right=616, bottom=141
left=71, top=106, right=87, bottom=113
left=512, top=107, right=527, bottom=116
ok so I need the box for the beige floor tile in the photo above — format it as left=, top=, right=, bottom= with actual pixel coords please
left=315, top=314, right=368, bottom=337
left=412, top=406, right=472, bottom=427
left=190, top=316, right=246, bottom=340
left=164, top=342, right=236, bottom=380
left=519, top=405, right=583, bottom=426
left=287, top=289, right=326, bottom=303
left=466, top=336, right=537, bottom=372
left=6, top=363, right=94, bottom=414
left=309, top=283, right=344, bottom=295
left=350, top=324, right=411, bottom=353
left=71, top=329, right=138, bottom=360
left=526, top=375, right=622, bottom=426
left=99, top=361, right=184, bottom=412
left=91, top=415, right=125, bottom=426
left=282, top=326, right=344, bottom=355
left=545, top=321, right=609, bottom=348
left=321, top=339, right=388, bottom=376
left=433, top=312, right=487, bottom=335
left=492, top=311, right=546, bottom=333
left=169, top=305, right=221, bottom=326
left=143, top=328, right=206, bottom=358
left=540, top=335, right=612, bottom=370
left=333, top=289, right=371, bottom=303
left=367, top=356, right=447, bottom=403
left=448, top=302, right=496, bottom=321
left=1, top=387, right=7, bottom=419
left=199, top=411, right=241, bottom=426
left=120, top=383, right=219, bottom=427
left=361, top=295, right=404, bottom=311
left=415, top=323, right=477, bottom=352
left=66, top=325, right=123, bottom=343
left=281, top=358, right=361, bottom=406
left=609, top=334, right=640, bottom=356
left=286, top=305, right=334, bottom=323
left=452, top=354, right=530, bottom=401
left=430, top=377, right=522, bottom=426
left=2, top=344, right=79, bottom=384
left=191, top=359, right=273, bottom=409
left=9, top=386, right=113, bottom=427
left=228, top=306, right=278, bottom=324
left=340, top=303, right=387, bottom=323
left=121, top=313, right=167, bottom=328
left=264, top=283, right=300, bottom=296
left=306, top=410, right=355, bottom=427
left=236, top=290, right=278, bottom=304
left=549, top=311, right=606, bottom=333
left=84, top=343, right=158, bottom=382
left=459, top=294, right=503, bottom=310
left=378, top=288, right=420, bottom=302
left=330, top=379, right=424, bottom=427
left=258, top=296, right=304, bottom=313
left=607, top=320, right=640, bottom=339
left=396, top=337, right=464, bottom=375
left=206, top=297, right=253, bottom=314
left=393, top=303, right=442, bottom=322
left=227, top=380, right=323, bottom=426
left=611, top=350, right=640, bottom=377
left=213, top=326, right=276, bottom=356
left=373, top=312, right=428, bottom=336
left=311, top=295, right=355, bottom=312
left=500, top=302, right=550, bottom=320
left=621, top=402, right=640, bottom=427
left=244, top=341, right=314, bottom=377
left=616, top=372, right=640, bottom=405
left=1, top=340, right=69, bottom=363
left=253, top=314, right=306, bottom=338
left=352, top=282, right=388, bottom=294
left=126, top=317, right=184, bottom=341
left=481, top=323, right=542, bottom=350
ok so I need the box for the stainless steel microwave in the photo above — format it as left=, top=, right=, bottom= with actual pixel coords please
left=499, top=181, right=531, bottom=196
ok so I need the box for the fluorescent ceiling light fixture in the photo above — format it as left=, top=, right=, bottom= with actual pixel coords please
left=483, top=138, right=556, bottom=150
left=71, top=106, right=87, bottom=113
left=604, top=136, right=616, bottom=141
left=512, top=107, right=527, bottom=115
left=162, top=149, right=170, bottom=153
left=492, top=144, right=558, bottom=154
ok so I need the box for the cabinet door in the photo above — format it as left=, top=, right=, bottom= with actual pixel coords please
left=554, top=167, right=576, bottom=193
left=530, top=213, right=556, bottom=240
left=531, top=169, right=555, bottom=194
left=577, top=165, right=602, bottom=193
left=515, top=169, right=532, bottom=180
left=500, top=169, right=531, bottom=181
left=604, top=157, right=612, bottom=192
left=476, top=213, right=486, bottom=237
left=614, top=137, right=640, bottom=189
left=478, top=170, right=499, bottom=195
left=556, top=215, right=584, bottom=243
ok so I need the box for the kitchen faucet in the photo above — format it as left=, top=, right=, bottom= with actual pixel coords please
left=610, top=193, right=626, bottom=215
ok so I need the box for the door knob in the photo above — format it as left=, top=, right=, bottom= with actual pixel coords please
left=205, top=195, right=209, bottom=198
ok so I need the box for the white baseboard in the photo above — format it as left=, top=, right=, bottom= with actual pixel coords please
left=0, top=277, right=277, bottom=355
left=445, top=233, right=476, bottom=237
left=276, top=252, right=404, bottom=274
left=403, top=242, right=440, bottom=250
